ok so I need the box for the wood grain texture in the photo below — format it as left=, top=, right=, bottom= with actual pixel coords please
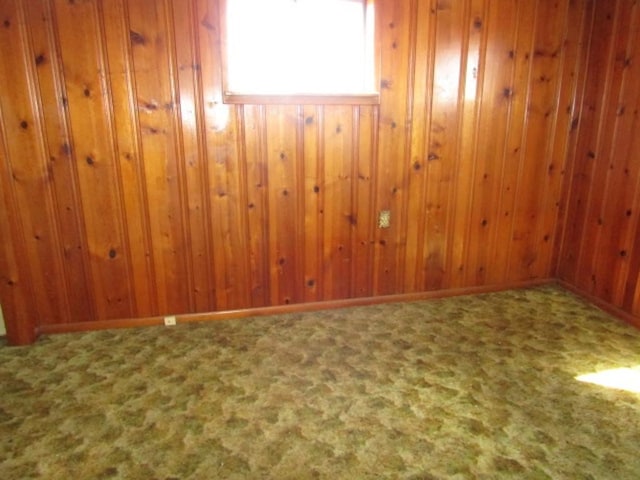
left=557, top=0, right=640, bottom=319
left=0, top=0, right=627, bottom=344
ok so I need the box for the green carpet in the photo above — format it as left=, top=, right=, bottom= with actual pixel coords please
left=2, top=284, right=640, bottom=479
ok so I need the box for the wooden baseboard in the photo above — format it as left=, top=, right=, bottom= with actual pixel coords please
left=36, top=278, right=553, bottom=337
left=556, top=280, right=640, bottom=329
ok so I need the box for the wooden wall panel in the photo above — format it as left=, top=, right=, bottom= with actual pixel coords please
left=302, top=105, right=322, bottom=302
left=448, top=0, right=483, bottom=289
left=352, top=105, right=377, bottom=298
left=321, top=106, right=354, bottom=300
left=101, top=0, right=156, bottom=317
left=465, top=0, right=514, bottom=286
left=404, top=0, right=434, bottom=293
left=0, top=0, right=71, bottom=328
left=199, top=0, right=253, bottom=311
left=372, top=0, right=413, bottom=296
left=27, top=0, right=94, bottom=322
left=558, top=1, right=615, bottom=285
left=265, top=105, right=304, bottom=305
left=576, top=1, right=631, bottom=295
left=507, top=0, right=567, bottom=281
left=169, top=0, right=212, bottom=314
left=53, top=0, right=134, bottom=319
left=490, top=0, right=540, bottom=284
left=558, top=0, right=640, bottom=320
left=422, top=0, right=467, bottom=291
left=0, top=51, right=39, bottom=344
left=242, top=105, right=270, bottom=307
left=0, top=0, right=604, bottom=344
left=127, top=0, right=193, bottom=314
left=546, top=0, right=589, bottom=280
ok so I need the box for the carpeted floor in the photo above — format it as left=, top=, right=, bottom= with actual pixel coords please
left=1, top=284, right=640, bottom=479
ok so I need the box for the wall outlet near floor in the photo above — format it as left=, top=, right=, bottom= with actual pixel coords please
left=378, top=210, right=391, bottom=228
left=163, top=315, right=177, bottom=326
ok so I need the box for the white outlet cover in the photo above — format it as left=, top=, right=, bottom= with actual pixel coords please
left=378, top=210, right=391, bottom=228
left=164, top=316, right=177, bottom=326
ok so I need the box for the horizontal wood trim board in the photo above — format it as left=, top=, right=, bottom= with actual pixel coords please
left=223, top=93, right=381, bottom=105
left=556, top=280, right=640, bottom=330
left=37, top=278, right=553, bottom=336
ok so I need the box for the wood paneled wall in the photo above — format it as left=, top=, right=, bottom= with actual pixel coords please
left=0, top=0, right=589, bottom=344
left=557, top=0, right=640, bottom=321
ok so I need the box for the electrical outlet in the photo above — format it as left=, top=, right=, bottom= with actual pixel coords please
left=378, top=210, right=391, bottom=228
left=164, top=315, right=177, bottom=326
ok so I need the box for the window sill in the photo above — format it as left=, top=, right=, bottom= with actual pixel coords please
left=223, top=92, right=380, bottom=105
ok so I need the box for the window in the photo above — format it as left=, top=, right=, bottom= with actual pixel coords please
left=221, top=0, right=379, bottom=104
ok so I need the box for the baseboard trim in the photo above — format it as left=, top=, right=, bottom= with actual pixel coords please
left=37, top=278, right=553, bottom=337
left=556, top=280, right=640, bottom=329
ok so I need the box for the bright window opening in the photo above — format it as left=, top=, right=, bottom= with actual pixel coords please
left=222, top=0, right=378, bottom=104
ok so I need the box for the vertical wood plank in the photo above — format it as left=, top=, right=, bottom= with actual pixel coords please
left=302, top=105, right=323, bottom=302
left=610, top=105, right=640, bottom=308
left=101, top=0, right=157, bottom=317
left=373, top=0, right=412, bottom=296
left=489, top=0, right=538, bottom=283
left=577, top=0, right=633, bottom=295
left=322, top=105, right=354, bottom=299
left=0, top=170, right=37, bottom=343
left=549, top=0, right=592, bottom=278
left=0, top=20, right=38, bottom=343
left=557, top=0, right=618, bottom=285
left=507, top=0, right=568, bottom=281
left=197, top=0, right=251, bottom=310
left=464, top=0, right=515, bottom=286
left=169, top=0, right=215, bottom=312
left=529, top=0, right=575, bottom=280
left=265, top=105, right=302, bottom=305
left=447, top=0, right=480, bottom=288
left=242, top=105, right=270, bottom=307
left=423, top=2, right=468, bottom=290
left=351, top=104, right=377, bottom=298
left=53, top=0, right=134, bottom=319
left=404, top=0, right=433, bottom=293
left=127, top=0, right=192, bottom=314
left=622, top=170, right=640, bottom=313
left=25, top=0, right=94, bottom=321
left=605, top=2, right=640, bottom=310
left=0, top=0, right=71, bottom=326
left=612, top=79, right=640, bottom=308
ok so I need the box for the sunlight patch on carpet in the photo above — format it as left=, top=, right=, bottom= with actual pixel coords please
left=576, top=366, right=640, bottom=394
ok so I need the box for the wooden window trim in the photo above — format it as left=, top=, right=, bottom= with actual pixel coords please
left=222, top=92, right=380, bottom=105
